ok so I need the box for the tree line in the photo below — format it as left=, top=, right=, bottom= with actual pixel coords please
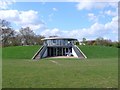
left=80, top=37, right=120, bottom=48
left=0, top=19, right=120, bottom=48
left=0, top=19, right=45, bottom=47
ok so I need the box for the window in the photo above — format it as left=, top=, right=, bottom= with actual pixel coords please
left=53, top=40, right=56, bottom=43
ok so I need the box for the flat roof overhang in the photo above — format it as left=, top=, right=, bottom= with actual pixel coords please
left=41, top=37, right=78, bottom=41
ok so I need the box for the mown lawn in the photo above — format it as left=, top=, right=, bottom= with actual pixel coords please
left=2, top=45, right=40, bottom=59
left=3, top=58, right=118, bottom=88
left=2, top=45, right=118, bottom=88
left=79, top=45, right=118, bottom=59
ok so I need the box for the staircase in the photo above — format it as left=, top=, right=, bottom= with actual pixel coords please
left=72, top=45, right=87, bottom=59
left=32, top=45, right=47, bottom=60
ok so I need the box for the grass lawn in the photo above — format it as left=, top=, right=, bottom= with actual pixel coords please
left=79, top=45, right=118, bottom=59
left=2, top=45, right=40, bottom=59
left=2, top=45, right=118, bottom=88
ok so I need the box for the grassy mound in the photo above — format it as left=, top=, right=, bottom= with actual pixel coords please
left=2, top=45, right=118, bottom=88
left=2, top=45, right=118, bottom=59
left=79, top=45, right=118, bottom=59
left=2, top=45, right=40, bottom=59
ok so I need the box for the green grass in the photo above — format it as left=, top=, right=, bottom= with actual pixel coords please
left=2, top=45, right=40, bottom=59
left=2, top=45, right=118, bottom=59
left=2, top=45, right=118, bottom=88
left=79, top=45, right=118, bottom=59
left=2, top=58, right=118, bottom=88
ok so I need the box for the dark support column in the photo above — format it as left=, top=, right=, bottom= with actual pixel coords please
left=55, top=48, right=56, bottom=56
left=62, top=48, right=63, bottom=56
left=52, top=47, right=54, bottom=56
left=63, top=48, right=65, bottom=56
left=47, top=47, right=49, bottom=56
left=65, top=48, right=66, bottom=56
left=56, top=47, right=58, bottom=56
left=48, top=47, right=49, bottom=56
left=49, top=47, right=51, bottom=56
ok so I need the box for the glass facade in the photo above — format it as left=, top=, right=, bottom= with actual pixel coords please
left=47, top=47, right=73, bottom=56
left=44, top=39, right=75, bottom=46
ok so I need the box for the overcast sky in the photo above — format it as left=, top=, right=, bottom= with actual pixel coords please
left=0, top=0, right=118, bottom=41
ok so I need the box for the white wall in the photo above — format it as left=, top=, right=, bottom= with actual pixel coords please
left=72, top=48, right=78, bottom=57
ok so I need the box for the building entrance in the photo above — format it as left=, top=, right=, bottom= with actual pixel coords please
left=47, top=47, right=72, bottom=57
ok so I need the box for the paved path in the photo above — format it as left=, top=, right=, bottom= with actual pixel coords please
left=47, top=56, right=77, bottom=58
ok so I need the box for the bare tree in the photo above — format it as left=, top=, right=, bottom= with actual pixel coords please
left=0, top=19, right=15, bottom=47
left=19, top=27, right=36, bottom=45
left=34, top=35, right=45, bottom=45
left=7, top=31, right=22, bottom=46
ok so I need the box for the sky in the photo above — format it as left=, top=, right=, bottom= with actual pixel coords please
left=0, top=0, right=119, bottom=41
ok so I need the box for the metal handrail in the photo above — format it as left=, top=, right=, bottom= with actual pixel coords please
left=72, top=43, right=87, bottom=58
left=75, top=45, right=87, bottom=58
left=32, top=45, right=44, bottom=59
left=39, top=45, right=47, bottom=58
